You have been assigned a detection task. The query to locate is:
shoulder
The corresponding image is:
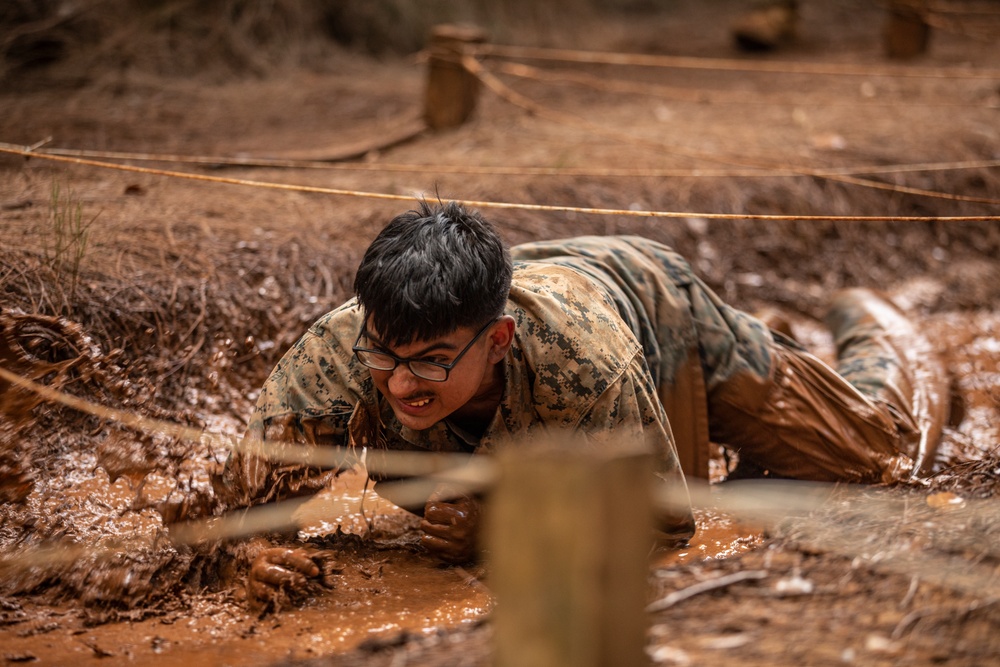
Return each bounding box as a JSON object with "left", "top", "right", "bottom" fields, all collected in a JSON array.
[
  {"left": 509, "top": 262, "right": 634, "bottom": 340},
  {"left": 254, "top": 299, "right": 370, "bottom": 422},
  {"left": 504, "top": 263, "right": 642, "bottom": 426},
  {"left": 513, "top": 235, "right": 695, "bottom": 287}
]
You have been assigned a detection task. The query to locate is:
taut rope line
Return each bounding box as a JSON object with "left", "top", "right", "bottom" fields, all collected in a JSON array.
[
  {"left": 463, "top": 56, "right": 1000, "bottom": 206},
  {"left": 17, "top": 143, "right": 1000, "bottom": 179},
  {"left": 495, "top": 60, "right": 999, "bottom": 109},
  {"left": 2, "top": 145, "right": 998, "bottom": 221},
  {"left": 475, "top": 43, "right": 1000, "bottom": 80}
]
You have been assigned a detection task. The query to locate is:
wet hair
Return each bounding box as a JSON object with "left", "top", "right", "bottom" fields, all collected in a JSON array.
[{"left": 353, "top": 200, "right": 513, "bottom": 346}]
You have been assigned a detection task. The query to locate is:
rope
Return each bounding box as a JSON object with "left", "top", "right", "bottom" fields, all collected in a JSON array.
[
  {"left": 20, "top": 143, "right": 1000, "bottom": 180},
  {"left": 475, "top": 43, "right": 1000, "bottom": 80},
  {"left": 464, "top": 56, "right": 1000, "bottom": 206},
  {"left": 1, "top": 364, "right": 998, "bottom": 600},
  {"left": 0, "top": 365, "right": 480, "bottom": 480},
  {"left": 3, "top": 145, "right": 998, "bottom": 221},
  {"left": 495, "top": 61, "right": 997, "bottom": 110}
]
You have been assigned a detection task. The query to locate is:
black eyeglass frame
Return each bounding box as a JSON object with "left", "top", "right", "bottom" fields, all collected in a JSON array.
[{"left": 352, "top": 318, "right": 498, "bottom": 382}]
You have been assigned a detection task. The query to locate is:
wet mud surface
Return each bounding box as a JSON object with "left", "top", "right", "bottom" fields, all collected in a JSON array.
[{"left": 2, "top": 0, "right": 1000, "bottom": 664}]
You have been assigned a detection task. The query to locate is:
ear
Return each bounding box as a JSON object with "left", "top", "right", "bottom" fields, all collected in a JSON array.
[{"left": 486, "top": 315, "right": 515, "bottom": 364}]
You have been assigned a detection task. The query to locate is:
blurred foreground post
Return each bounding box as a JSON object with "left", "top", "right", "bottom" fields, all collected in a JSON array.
[
  {"left": 424, "top": 24, "right": 487, "bottom": 130},
  {"left": 488, "top": 442, "right": 653, "bottom": 667}
]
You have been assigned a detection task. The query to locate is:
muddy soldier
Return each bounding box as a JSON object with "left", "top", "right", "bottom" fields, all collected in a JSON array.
[{"left": 222, "top": 201, "right": 947, "bottom": 607}]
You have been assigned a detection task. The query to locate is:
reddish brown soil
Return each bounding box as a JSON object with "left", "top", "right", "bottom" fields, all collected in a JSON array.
[{"left": 1, "top": 1, "right": 999, "bottom": 665}]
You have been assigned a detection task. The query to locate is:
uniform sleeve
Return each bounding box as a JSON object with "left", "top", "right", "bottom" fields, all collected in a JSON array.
[
  {"left": 219, "top": 411, "right": 353, "bottom": 511},
  {"left": 575, "top": 352, "right": 695, "bottom": 542},
  {"left": 218, "top": 307, "right": 369, "bottom": 510}
]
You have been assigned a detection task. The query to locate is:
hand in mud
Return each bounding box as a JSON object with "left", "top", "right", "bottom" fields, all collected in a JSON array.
[
  {"left": 247, "top": 547, "right": 320, "bottom": 610},
  {"left": 420, "top": 494, "right": 481, "bottom": 565}
]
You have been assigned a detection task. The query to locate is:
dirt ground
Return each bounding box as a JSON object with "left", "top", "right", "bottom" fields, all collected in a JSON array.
[{"left": 1, "top": 1, "right": 999, "bottom": 665}]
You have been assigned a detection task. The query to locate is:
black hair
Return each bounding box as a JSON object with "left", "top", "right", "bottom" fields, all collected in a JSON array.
[{"left": 353, "top": 200, "right": 513, "bottom": 346}]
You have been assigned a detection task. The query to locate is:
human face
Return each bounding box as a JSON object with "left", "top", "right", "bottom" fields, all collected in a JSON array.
[{"left": 359, "top": 319, "right": 501, "bottom": 431}]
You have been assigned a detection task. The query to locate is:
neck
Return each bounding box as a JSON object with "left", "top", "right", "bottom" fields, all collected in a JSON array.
[{"left": 449, "top": 361, "right": 505, "bottom": 434}]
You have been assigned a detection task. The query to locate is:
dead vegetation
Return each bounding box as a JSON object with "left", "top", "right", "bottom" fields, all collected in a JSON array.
[
  {"left": 0, "top": 0, "right": 999, "bottom": 664},
  {"left": 1, "top": 0, "right": 606, "bottom": 86}
]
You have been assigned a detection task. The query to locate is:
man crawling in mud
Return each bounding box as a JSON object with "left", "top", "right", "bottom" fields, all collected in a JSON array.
[{"left": 221, "top": 200, "right": 947, "bottom": 609}]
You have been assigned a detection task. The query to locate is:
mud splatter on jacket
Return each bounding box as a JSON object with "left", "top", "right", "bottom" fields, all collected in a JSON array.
[
  {"left": 223, "top": 236, "right": 935, "bottom": 521},
  {"left": 223, "top": 236, "right": 770, "bottom": 520}
]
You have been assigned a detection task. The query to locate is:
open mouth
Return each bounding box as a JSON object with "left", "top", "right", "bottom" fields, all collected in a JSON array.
[
  {"left": 397, "top": 395, "right": 434, "bottom": 413},
  {"left": 404, "top": 397, "right": 432, "bottom": 408}
]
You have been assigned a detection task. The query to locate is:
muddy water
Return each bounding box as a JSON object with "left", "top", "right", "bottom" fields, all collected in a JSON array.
[
  {"left": 0, "top": 464, "right": 761, "bottom": 666},
  {"left": 1, "top": 470, "right": 493, "bottom": 665},
  {"left": 653, "top": 508, "right": 764, "bottom": 569},
  {"left": 0, "top": 552, "right": 492, "bottom": 666},
  {"left": 3, "top": 302, "right": 995, "bottom": 665}
]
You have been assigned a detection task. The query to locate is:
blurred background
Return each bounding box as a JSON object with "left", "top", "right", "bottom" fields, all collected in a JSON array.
[{"left": 1, "top": 0, "right": 681, "bottom": 81}]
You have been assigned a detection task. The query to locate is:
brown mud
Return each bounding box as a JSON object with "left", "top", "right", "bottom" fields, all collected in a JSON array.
[{"left": 1, "top": 0, "right": 1000, "bottom": 665}]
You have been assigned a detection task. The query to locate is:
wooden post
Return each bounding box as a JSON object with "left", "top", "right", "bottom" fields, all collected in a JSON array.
[
  {"left": 423, "top": 24, "right": 486, "bottom": 130},
  {"left": 884, "top": 1, "right": 930, "bottom": 59},
  {"left": 487, "top": 441, "right": 653, "bottom": 667}
]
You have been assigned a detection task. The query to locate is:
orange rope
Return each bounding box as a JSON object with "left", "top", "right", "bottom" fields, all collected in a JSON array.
[
  {"left": 464, "top": 57, "right": 1000, "bottom": 206},
  {"left": 9, "top": 143, "right": 999, "bottom": 180},
  {"left": 2, "top": 145, "right": 997, "bottom": 222},
  {"left": 495, "top": 61, "right": 995, "bottom": 110},
  {"left": 476, "top": 43, "right": 1000, "bottom": 80}
]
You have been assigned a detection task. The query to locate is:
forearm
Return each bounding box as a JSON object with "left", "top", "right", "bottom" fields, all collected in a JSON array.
[{"left": 219, "top": 413, "right": 349, "bottom": 510}]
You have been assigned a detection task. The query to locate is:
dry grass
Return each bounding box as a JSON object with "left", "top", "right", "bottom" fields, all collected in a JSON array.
[
  {"left": 0, "top": 4, "right": 998, "bottom": 659},
  {"left": 2, "top": 202, "right": 352, "bottom": 409},
  {"left": 1, "top": 0, "right": 603, "bottom": 85}
]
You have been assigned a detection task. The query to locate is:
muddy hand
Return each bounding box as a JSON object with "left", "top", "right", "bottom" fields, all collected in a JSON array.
[
  {"left": 248, "top": 547, "right": 320, "bottom": 608},
  {"left": 420, "top": 495, "right": 481, "bottom": 564}
]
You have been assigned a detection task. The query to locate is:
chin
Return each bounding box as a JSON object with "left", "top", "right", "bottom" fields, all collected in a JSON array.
[{"left": 393, "top": 408, "right": 443, "bottom": 432}]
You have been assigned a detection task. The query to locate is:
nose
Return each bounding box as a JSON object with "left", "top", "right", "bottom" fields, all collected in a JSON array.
[{"left": 387, "top": 363, "right": 420, "bottom": 396}]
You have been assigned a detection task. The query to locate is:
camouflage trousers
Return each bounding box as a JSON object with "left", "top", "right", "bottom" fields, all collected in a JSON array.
[{"left": 512, "top": 237, "right": 947, "bottom": 482}]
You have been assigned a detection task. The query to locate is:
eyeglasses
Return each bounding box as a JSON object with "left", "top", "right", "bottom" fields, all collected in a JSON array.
[{"left": 352, "top": 318, "right": 497, "bottom": 382}]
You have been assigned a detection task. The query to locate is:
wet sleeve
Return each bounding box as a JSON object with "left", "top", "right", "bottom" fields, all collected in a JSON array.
[
  {"left": 219, "top": 412, "right": 353, "bottom": 511},
  {"left": 576, "top": 353, "right": 695, "bottom": 541},
  {"left": 219, "top": 322, "right": 363, "bottom": 510}
]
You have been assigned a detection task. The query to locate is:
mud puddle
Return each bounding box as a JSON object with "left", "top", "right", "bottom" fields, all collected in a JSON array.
[
  {"left": 0, "top": 551, "right": 491, "bottom": 666},
  {"left": 11, "top": 294, "right": 997, "bottom": 666},
  {"left": 1, "top": 462, "right": 765, "bottom": 666},
  {"left": 0, "top": 469, "right": 494, "bottom": 666},
  {"left": 653, "top": 508, "right": 764, "bottom": 569}
]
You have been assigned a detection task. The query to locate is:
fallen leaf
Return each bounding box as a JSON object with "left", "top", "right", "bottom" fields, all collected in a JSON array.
[{"left": 926, "top": 492, "right": 965, "bottom": 510}]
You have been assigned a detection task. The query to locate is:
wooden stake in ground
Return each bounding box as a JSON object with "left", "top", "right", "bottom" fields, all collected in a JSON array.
[
  {"left": 487, "top": 440, "right": 653, "bottom": 667},
  {"left": 424, "top": 24, "right": 487, "bottom": 130}
]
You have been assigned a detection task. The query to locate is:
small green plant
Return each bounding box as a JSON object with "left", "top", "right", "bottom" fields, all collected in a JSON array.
[{"left": 44, "top": 182, "right": 98, "bottom": 301}]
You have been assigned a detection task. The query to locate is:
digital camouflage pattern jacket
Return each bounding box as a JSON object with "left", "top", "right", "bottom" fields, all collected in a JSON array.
[
  {"left": 221, "top": 237, "right": 779, "bottom": 541},
  {"left": 223, "top": 235, "right": 937, "bottom": 534}
]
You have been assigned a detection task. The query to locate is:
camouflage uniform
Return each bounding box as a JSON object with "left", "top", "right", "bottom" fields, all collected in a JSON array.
[{"left": 223, "top": 236, "right": 943, "bottom": 527}]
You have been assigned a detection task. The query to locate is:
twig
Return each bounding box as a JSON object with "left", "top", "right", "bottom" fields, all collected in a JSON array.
[
  {"left": 892, "top": 598, "right": 999, "bottom": 640},
  {"left": 646, "top": 570, "right": 768, "bottom": 612},
  {"left": 892, "top": 607, "right": 934, "bottom": 640},
  {"left": 454, "top": 566, "right": 493, "bottom": 598},
  {"left": 900, "top": 576, "right": 920, "bottom": 609},
  {"left": 25, "top": 135, "right": 52, "bottom": 153}
]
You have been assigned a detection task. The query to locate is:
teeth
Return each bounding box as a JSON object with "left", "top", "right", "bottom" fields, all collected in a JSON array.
[{"left": 407, "top": 398, "right": 431, "bottom": 407}]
